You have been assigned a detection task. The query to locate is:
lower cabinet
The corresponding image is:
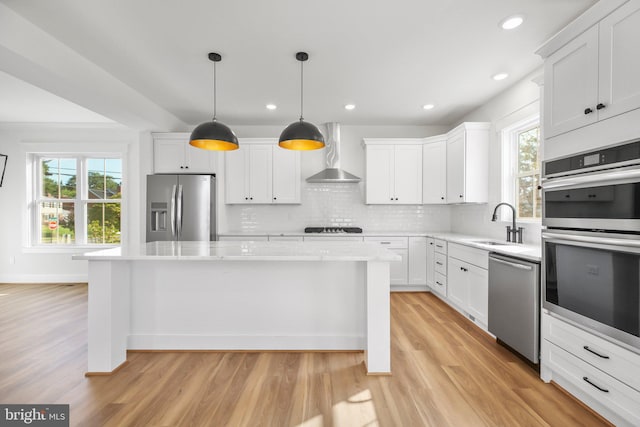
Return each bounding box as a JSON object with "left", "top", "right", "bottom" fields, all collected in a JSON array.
[
  {"left": 408, "top": 237, "right": 427, "bottom": 285},
  {"left": 541, "top": 313, "right": 640, "bottom": 426},
  {"left": 446, "top": 243, "right": 489, "bottom": 327}
]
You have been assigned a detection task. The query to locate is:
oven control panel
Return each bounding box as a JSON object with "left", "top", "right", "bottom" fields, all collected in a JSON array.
[{"left": 544, "top": 139, "right": 640, "bottom": 177}]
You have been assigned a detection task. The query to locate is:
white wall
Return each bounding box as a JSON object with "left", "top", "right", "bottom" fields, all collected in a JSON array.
[
  {"left": 449, "top": 69, "right": 543, "bottom": 245},
  {"left": 219, "top": 124, "right": 453, "bottom": 233},
  {"left": 0, "top": 124, "right": 140, "bottom": 282}
]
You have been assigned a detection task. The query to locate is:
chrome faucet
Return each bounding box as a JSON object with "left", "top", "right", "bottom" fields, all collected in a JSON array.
[{"left": 491, "top": 202, "right": 524, "bottom": 243}]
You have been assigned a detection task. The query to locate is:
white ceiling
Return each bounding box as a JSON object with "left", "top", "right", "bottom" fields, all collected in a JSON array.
[
  {"left": 0, "top": 71, "right": 113, "bottom": 123},
  {"left": 0, "top": 0, "right": 597, "bottom": 128}
]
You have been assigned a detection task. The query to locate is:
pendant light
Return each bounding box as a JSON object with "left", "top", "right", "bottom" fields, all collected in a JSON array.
[
  {"left": 189, "top": 52, "right": 239, "bottom": 151},
  {"left": 279, "top": 52, "right": 325, "bottom": 150}
]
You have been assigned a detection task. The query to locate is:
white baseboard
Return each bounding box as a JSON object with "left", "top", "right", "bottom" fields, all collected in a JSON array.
[
  {"left": 127, "top": 334, "right": 365, "bottom": 350},
  {"left": 0, "top": 274, "right": 88, "bottom": 283}
]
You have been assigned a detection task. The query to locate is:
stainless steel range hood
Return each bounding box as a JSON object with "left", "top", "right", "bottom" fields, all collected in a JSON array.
[{"left": 306, "top": 122, "right": 361, "bottom": 183}]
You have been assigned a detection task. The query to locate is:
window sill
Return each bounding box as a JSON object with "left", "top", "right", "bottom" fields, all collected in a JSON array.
[{"left": 23, "top": 245, "right": 119, "bottom": 254}]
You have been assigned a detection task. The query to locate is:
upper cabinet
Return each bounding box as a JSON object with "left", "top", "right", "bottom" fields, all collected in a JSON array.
[
  {"left": 225, "top": 139, "right": 300, "bottom": 204},
  {"left": 153, "top": 133, "right": 217, "bottom": 174},
  {"left": 422, "top": 135, "right": 447, "bottom": 204},
  {"left": 445, "top": 123, "right": 490, "bottom": 204},
  {"left": 541, "top": 0, "right": 640, "bottom": 139},
  {"left": 362, "top": 139, "right": 423, "bottom": 204}
]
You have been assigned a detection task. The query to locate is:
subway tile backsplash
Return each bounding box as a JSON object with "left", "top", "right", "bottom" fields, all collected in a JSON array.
[{"left": 223, "top": 183, "right": 451, "bottom": 233}]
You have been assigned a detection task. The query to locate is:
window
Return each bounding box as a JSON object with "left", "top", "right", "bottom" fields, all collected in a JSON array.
[
  {"left": 34, "top": 156, "right": 122, "bottom": 246},
  {"left": 501, "top": 116, "right": 541, "bottom": 221}
]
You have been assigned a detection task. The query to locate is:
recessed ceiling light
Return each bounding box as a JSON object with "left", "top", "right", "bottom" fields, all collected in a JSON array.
[
  {"left": 266, "top": 104, "right": 277, "bottom": 110},
  {"left": 500, "top": 15, "right": 523, "bottom": 30},
  {"left": 492, "top": 73, "right": 509, "bottom": 81},
  {"left": 344, "top": 104, "right": 356, "bottom": 110},
  {"left": 422, "top": 104, "right": 435, "bottom": 110}
]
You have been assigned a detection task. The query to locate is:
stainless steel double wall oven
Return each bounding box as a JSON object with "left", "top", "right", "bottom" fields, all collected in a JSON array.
[{"left": 542, "top": 140, "right": 640, "bottom": 351}]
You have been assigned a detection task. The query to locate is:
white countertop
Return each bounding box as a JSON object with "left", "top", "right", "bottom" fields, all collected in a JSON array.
[
  {"left": 430, "top": 232, "right": 541, "bottom": 262},
  {"left": 73, "top": 240, "right": 402, "bottom": 262},
  {"left": 219, "top": 231, "right": 542, "bottom": 261},
  {"left": 221, "top": 231, "right": 431, "bottom": 237}
]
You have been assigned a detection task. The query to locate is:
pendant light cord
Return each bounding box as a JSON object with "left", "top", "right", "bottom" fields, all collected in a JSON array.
[
  {"left": 299, "top": 59, "right": 304, "bottom": 121},
  {"left": 212, "top": 60, "right": 217, "bottom": 121}
]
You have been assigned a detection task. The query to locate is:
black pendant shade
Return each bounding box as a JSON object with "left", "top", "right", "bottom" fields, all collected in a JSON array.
[
  {"left": 278, "top": 119, "right": 325, "bottom": 150},
  {"left": 279, "top": 52, "right": 325, "bottom": 151},
  {"left": 189, "top": 52, "right": 239, "bottom": 151},
  {"left": 189, "top": 119, "right": 238, "bottom": 151}
]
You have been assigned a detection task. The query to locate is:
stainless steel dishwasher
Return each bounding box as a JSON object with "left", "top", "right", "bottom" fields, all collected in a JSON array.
[{"left": 488, "top": 253, "right": 541, "bottom": 364}]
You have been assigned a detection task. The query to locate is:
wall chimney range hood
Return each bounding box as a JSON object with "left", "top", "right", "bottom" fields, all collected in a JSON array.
[{"left": 306, "top": 123, "right": 361, "bottom": 183}]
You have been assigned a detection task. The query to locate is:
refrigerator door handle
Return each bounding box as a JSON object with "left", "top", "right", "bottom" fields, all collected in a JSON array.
[
  {"left": 176, "top": 184, "right": 184, "bottom": 239},
  {"left": 170, "top": 184, "right": 177, "bottom": 239}
]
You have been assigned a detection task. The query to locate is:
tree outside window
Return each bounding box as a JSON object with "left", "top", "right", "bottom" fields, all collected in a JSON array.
[
  {"left": 516, "top": 126, "right": 541, "bottom": 219},
  {"left": 37, "top": 156, "right": 122, "bottom": 245}
]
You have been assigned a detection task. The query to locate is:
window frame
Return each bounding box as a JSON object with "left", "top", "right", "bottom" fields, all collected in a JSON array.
[
  {"left": 28, "top": 152, "right": 124, "bottom": 250},
  {"left": 500, "top": 115, "right": 541, "bottom": 223}
]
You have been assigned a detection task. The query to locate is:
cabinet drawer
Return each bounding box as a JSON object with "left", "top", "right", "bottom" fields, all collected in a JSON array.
[
  {"left": 434, "top": 253, "right": 447, "bottom": 275},
  {"left": 269, "top": 235, "right": 303, "bottom": 242},
  {"left": 448, "top": 243, "right": 488, "bottom": 269},
  {"left": 544, "top": 313, "right": 640, "bottom": 391},
  {"left": 433, "top": 272, "right": 447, "bottom": 297},
  {"left": 364, "top": 236, "right": 408, "bottom": 248},
  {"left": 434, "top": 239, "right": 447, "bottom": 254},
  {"left": 543, "top": 341, "right": 640, "bottom": 426}
]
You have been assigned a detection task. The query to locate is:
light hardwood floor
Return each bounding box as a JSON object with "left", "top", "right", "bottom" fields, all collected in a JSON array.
[{"left": 0, "top": 283, "right": 610, "bottom": 426}]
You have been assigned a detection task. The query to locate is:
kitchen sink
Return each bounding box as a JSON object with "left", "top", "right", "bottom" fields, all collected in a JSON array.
[{"left": 472, "top": 240, "right": 512, "bottom": 246}]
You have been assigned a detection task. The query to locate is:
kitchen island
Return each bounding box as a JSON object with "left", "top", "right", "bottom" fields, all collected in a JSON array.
[{"left": 73, "top": 240, "right": 400, "bottom": 375}]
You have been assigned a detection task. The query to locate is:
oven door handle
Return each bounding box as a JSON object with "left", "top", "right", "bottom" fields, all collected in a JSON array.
[
  {"left": 542, "top": 232, "right": 640, "bottom": 249},
  {"left": 542, "top": 167, "right": 640, "bottom": 190}
]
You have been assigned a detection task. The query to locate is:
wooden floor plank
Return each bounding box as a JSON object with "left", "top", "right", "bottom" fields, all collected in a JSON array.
[{"left": 0, "top": 285, "right": 611, "bottom": 427}]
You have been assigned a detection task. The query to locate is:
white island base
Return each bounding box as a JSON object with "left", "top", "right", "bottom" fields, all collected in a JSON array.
[{"left": 75, "top": 241, "right": 399, "bottom": 375}]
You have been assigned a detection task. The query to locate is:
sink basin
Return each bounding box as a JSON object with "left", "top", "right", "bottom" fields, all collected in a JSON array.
[{"left": 472, "top": 240, "right": 512, "bottom": 246}]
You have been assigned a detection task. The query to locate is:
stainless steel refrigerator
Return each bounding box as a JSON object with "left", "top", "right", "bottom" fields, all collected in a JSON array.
[{"left": 146, "top": 174, "right": 217, "bottom": 242}]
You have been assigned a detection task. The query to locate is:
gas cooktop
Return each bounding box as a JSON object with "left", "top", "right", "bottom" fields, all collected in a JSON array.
[{"left": 304, "top": 227, "right": 363, "bottom": 234}]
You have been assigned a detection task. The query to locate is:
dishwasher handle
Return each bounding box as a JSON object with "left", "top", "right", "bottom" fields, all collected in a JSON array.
[{"left": 490, "top": 256, "right": 533, "bottom": 271}]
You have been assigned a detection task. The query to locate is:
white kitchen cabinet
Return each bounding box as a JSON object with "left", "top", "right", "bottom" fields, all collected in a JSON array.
[
  {"left": 543, "top": 0, "right": 640, "bottom": 139},
  {"left": 426, "top": 238, "right": 435, "bottom": 289},
  {"left": 364, "top": 237, "right": 409, "bottom": 286},
  {"left": 430, "top": 239, "right": 448, "bottom": 297},
  {"left": 218, "top": 235, "right": 269, "bottom": 241},
  {"left": 408, "top": 237, "right": 427, "bottom": 286},
  {"left": 422, "top": 136, "right": 447, "bottom": 204},
  {"left": 153, "top": 133, "right": 217, "bottom": 174},
  {"left": 303, "top": 236, "right": 364, "bottom": 242},
  {"left": 268, "top": 235, "right": 303, "bottom": 242},
  {"left": 541, "top": 312, "right": 640, "bottom": 426},
  {"left": 272, "top": 146, "right": 301, "bottom": 204},
  {"left": 225, "top": 139, "right": 300, "bottom": 204},
  {"left": 445, "top": 123, "right": 489, "bottom": 204},
  {"left": 446, "top": 243, "right": 489, "bottom": 327},
  {"left": 362, "top": 140, "right": 423, "bottom": 205}
]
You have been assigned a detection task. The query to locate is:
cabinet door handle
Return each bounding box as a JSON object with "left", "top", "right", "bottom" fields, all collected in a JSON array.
[
  {"left": 436, "top": 261, "right": 443, "bottom": 265},
  {"left": 429, "top": 242, "right": 434, "bottom": 245},
  {"left": 583, "top": 377, "right": 609, "bottom": 393},
  {"left": 390, "top": 198, "right": 394, "bottom": 201},
  {"left": 584, "top": 107, "right": 593, "bottom": 115},
  {"left": 436, "top": 281, "right": 443, "bottom": 286},
  {"left": 395, "top": 198, "right": 399, "bottom": 201},
  {"left": 460, "top": 267, "right": 468, "bottom": 272},
  {"left": 250, "top": 197, "right": 253, "bottom": 200},
  {"left": 596, "top": 103, "right": 606, "bottom": 110},
  {"left": 380, "top": 242, "right": 391, "bottom": 245},
  {"left": 436, "top": 245, "right": 443, "bottom": 248},
  {"left": 583, "top": 346, "right": 610, "bottom": 359},
  {"left": 180, "top": 166, "right": 184, "bottom": 169},
  {"left": 273, "top": 197, "right": 277, "bottom": 200},
  {"left": 185, "top": 166, "right": 189, "bottom": 169},
  {"left": 459, "top": 194, "right": 463, "bottom": 198},
  {"left": 441, "top": 196, "right": 445, "bottom": 200}
]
